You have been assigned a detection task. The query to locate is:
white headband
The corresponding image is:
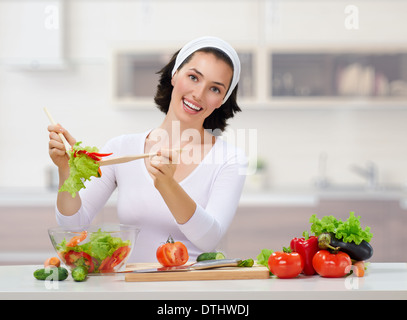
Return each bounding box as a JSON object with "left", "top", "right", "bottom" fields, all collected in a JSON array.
[{"left": 171, "top": 36, "right": 241, "bottom": 104}]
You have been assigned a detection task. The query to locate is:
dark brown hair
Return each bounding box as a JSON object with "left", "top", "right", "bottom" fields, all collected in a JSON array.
[{"left": 154, "top": 47, "right": 241, "bottom": 132}]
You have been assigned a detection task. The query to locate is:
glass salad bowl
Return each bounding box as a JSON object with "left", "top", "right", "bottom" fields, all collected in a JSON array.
[{"left": 48, "top": 224, "right": 140, "bottom": 274}]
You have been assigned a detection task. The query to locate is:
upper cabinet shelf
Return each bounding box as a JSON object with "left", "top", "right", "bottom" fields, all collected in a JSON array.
[
  {"left": 111, "top": 47, "right": 407, "bottom": 109},
  {"left": 111, "top": 48, "right": 256, "bottom": 108},
  {"left": 271, "top": 52, "right": 407, "bottom": 98}
]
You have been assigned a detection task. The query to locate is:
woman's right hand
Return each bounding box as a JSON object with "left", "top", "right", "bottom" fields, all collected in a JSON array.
[{"left": 47, "top": 124, "right": 76, "bottom": 171}]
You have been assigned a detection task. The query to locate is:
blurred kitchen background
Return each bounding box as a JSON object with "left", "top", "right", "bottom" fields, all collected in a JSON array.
[{"left": 1, "top": 0, "right": 406, "bottom": 264}]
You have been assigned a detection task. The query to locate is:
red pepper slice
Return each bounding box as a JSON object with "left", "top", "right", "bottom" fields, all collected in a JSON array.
[
  {"left": 290, "top": 233, "right": 319, "bottom": 275},
  {"left": 75, "top": 150, "right": 100, "bottom": 161},
  {"left": 64, "top": 250, "right": 95, "bottom": 273},
  {"left": 74, "top": 150, "right": 113, "bottom": 162},
  {"left": 91, "top": 152, "right": 113, "bottom": 157}
]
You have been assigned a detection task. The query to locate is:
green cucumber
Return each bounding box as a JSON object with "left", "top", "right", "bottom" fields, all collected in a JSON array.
[
  {"left": 33, "top": 267, "right": 68, "bottom": 281},
  {"left": 196, "top": 252, "right": 226, "bottom": 262}
]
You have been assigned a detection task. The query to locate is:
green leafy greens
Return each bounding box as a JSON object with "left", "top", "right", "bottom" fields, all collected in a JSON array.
[
  {"left": 256, "top": 248, "right": 273, "bottom": 267},
  {"left": 309, "top": 212, "right": 373, "bottom": 245},
  {"left": 59, "top": 142, "right": 100, "bottom": 198}
]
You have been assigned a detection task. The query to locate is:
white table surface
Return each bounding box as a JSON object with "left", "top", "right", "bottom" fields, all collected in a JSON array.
[{"left": 0, "top": 263, "right": 406, "bottom": 300}]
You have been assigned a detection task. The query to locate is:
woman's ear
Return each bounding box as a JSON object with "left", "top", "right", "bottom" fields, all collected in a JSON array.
[{"left": 171, "top": 71, "right": 178, "bottom": 86}]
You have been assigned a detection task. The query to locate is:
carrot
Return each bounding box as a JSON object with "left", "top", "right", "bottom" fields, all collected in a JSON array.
[
  {"left": 353, "top": 261, "right": 365, "bottom": 277},
  {"left": 44, "top": 257, "right": 61, "bottom": 268}
]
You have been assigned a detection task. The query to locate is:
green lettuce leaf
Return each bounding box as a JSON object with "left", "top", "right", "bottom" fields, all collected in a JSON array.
[
  {"left": 59, "top": 142, "right": 100, "bottom": 198},
  {"left": 310, "top": 212, "right": 373, "bottom": 245},
  {"left": 256, "top": 248, "right": 273, "bottom": 267}
]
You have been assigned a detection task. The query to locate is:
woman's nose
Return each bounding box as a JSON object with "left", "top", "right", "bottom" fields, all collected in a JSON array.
[{"left": 192, "top": 84, "right": 205, "bottom": 102}]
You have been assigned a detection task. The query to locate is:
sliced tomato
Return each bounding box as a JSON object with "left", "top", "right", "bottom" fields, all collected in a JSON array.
[
  {"left": 64, "top": 250, "right": 95, "bottom": 273},
  {"left": 99, "top": 257, "right": 114, "bottom": 273},
  {"left": 99, "top": 246, "right": 131, "bottom": 273},
  {"left": 156, "top": 236, "right": 189, "bottom": 267}
]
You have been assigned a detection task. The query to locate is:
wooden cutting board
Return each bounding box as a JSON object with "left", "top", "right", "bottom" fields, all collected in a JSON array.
[{"left": 124, "top": 263, "right": 270, "bottom": 282}]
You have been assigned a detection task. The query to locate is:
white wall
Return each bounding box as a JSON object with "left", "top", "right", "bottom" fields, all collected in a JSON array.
[{"left": 0, "top": 0, "right": 406, "bottom": 189}]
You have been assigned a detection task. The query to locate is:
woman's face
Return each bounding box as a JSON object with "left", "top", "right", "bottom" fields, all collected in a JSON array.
[{"left": 169, "top": 51, "right": 233, "bottom": 128}]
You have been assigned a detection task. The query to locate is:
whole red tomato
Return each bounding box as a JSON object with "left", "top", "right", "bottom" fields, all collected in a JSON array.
[
  {"left": 312, "top": 250, "right": 352, "bottom": 278},
  {"left": 268, "top": 249, "right": 304, "bottom": 279},
  {"left": 156, "top": 236, "right": 189, "bottom": 267}
]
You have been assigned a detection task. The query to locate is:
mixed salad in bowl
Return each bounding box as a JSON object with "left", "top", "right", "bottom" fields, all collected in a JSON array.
[{"left": 48, "top": 224, "right": 139, "bottom": 274}]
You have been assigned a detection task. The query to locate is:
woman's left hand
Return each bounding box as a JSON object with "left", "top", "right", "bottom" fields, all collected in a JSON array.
[{"left": 148, "top": 148, "right": 179, "bottom": 188}]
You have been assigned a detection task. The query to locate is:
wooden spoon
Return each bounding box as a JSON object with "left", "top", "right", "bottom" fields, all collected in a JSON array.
[
  {"left": 98, "top": 153, "right": 157, "bottom": 166},
  {"left": 99, "top": 148, "right": 183, "bottom": 166}
]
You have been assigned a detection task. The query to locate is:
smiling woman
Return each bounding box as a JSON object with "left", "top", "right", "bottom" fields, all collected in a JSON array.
[
  {"left": 168, "top": 51, "right": 233, "bottom": 129},
  {"left": 47, "top": 36, "right": 248, "bottom": 262},
  {"left": 155, "top": 41, "right": 241, "bottom": 132}
]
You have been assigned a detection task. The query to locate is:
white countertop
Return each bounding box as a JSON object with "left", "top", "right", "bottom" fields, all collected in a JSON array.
[{"left": 1, "top": 263, "right": 406, "bottom": 300}]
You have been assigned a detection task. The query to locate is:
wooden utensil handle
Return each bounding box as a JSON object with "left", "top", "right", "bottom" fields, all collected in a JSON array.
[
  {"left": 44, "top": 108, "right": 71, "bottom": 156},
  {"left": 99, "top": 153, "right": 157, "bottom": 166}
]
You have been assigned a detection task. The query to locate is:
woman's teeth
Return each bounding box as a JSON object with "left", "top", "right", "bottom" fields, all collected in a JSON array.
[{"left": 183, "top": 99, "right": 202, "bottom": 111}]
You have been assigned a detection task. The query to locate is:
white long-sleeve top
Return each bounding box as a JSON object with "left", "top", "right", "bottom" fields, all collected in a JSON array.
[{"left": 55, "top": 130, "right": 248, "bottom": 262}]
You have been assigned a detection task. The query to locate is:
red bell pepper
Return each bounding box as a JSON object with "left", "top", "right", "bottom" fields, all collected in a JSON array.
[{"left": 290, "top": 231, "right": 319, "bottom": 275}]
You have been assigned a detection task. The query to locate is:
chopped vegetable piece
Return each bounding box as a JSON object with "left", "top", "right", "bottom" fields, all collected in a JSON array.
[
  {"left": 44, "top": 257, "right": 61, "bottom": 268},
  {"left": 64, "top": 250, "right": 95, "bottom": 273},
  {"left": 238, "top": 258, "right": 254, "bottom": 267},
  {"left": 352, "top": 261, "right": 365, "bottom": 277},
  {"left": 99, "top": 246, "right": 131, "bottom": 273},
  {"left": 71, "top": 266, "right": 88, "bottom": 282},
  {"left": 196, "top": 252, "right": 226, "bottom": 262},
  {"left": 66, "top": 231, "right": 87, "bottom": 247}
]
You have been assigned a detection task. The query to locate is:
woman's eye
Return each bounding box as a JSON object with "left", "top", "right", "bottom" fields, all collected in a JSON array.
[
  {"left": 211, "top": 87, "right": 220, "bottom": 94},
  {"left": 189, "top": 75, "right": 197, "bottom": 81}
]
